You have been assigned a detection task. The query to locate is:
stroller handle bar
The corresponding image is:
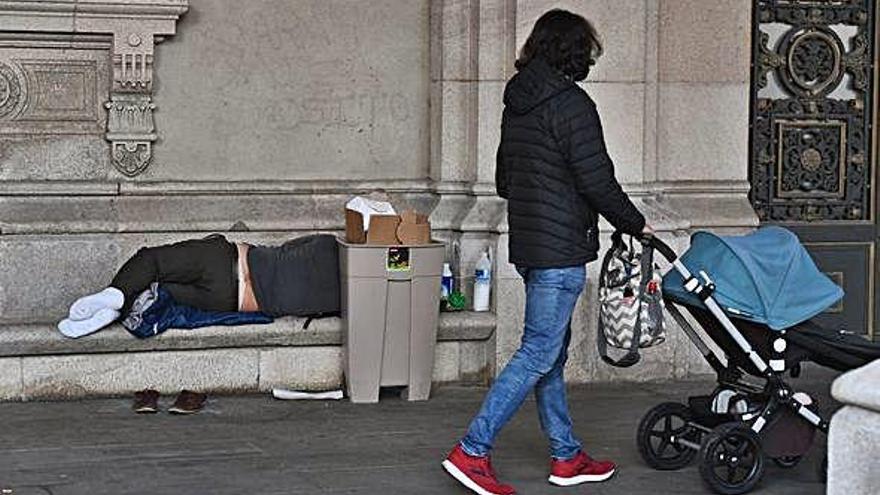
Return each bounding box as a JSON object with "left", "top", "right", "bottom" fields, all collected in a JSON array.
[{"left": 612, "top": 230, "right": 678, "bottom": 264}]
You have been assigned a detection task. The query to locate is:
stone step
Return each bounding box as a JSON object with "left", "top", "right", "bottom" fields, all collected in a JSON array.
[{"left": 0, "top": 312, "right": 495, "bottom": 401}]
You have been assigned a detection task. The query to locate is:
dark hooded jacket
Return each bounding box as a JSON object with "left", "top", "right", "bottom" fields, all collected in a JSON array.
[{"left": 496, "top": 58, "right": 645, "bottom": 268}]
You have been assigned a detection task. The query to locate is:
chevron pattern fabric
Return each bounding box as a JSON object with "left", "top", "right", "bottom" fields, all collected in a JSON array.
[{"left": 599, "top": 250, "right": 667, "bottom": 350}]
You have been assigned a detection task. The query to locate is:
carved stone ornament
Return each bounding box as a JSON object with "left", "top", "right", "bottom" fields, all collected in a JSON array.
[
  {"left": 106, "top": 93, "right": 157, "bottom": 176},
  {"left": 0, "top": 0, "right": 189, "bottom": 176},
  {"left": 0, "top": 60, "right": 22, "bottom": 119}
]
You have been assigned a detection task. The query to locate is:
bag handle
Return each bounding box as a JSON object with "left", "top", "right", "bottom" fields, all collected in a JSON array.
[{"left": 597, "top": 232, "right": 655, "bottom": 368}]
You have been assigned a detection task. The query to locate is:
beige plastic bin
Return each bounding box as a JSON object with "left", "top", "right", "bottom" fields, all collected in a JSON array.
[{"left": 337, "top": 238, "right": 445, "bottom": 403}]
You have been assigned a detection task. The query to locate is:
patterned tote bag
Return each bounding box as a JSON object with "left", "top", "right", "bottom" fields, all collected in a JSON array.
[{"left": 597, "top": 232, "right": 666, "bottom": 368}]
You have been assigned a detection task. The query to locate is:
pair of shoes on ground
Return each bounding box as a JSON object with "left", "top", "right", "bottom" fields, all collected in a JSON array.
[
  {"left": 58, "top": 287, "right": 125, "bottom": 339},
  {"left": 133, "top": 389, "right": 207, "bottom": 415},
  {"left": 442, "top": 444, "right": 615, "bottom": 495}
]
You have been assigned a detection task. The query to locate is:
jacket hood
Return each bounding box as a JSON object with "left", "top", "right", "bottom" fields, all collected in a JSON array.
[{"left": 503, "top": 58, "right": 574, "bottom": 115}]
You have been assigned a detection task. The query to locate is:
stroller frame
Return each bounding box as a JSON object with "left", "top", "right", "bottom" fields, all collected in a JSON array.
[{"left": 637, "top": 236, "right": 830, "bottom": 495}]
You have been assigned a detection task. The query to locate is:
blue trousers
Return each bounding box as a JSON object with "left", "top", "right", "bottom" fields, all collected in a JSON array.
[{"left": 461, "top": 266, "right": 586, "bottom": 460}]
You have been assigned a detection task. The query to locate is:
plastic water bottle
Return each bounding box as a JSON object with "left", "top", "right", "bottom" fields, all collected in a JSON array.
[
  {"left": 441, "top": 262, "right": 454, "bottom": 300},
  {"left": 473, "top": 250, "right": 491, "bottom": 312}
]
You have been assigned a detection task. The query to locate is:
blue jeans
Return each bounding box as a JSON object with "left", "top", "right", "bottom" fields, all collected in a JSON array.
[{"left": 460, "top": 265, "right": 586, "bottom": 460}]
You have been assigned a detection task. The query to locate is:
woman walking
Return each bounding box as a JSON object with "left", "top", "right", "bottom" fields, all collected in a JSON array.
[{"left": 442, "top": 9, "right": 652, "bottom": 495}]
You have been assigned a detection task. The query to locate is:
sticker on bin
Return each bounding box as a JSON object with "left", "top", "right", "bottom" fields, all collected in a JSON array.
[{"left": 387, "top": 247, "right": 411, "bottom": 272}]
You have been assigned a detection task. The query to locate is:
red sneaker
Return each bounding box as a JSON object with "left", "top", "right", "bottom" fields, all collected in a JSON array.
[
  {"left": 442, "top": 444, "right": 516, "bottom": 495},
  {"left": 548, "top": 451, "right": 616, "bottom": 486}
]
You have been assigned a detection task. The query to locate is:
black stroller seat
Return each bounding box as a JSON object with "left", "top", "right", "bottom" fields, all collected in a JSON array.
[
  {"left": 667, "top": 297, "right": 880, "bottom": 376},
  {"left": 786, "top": 320, "right": 880, "bottom": 372}
]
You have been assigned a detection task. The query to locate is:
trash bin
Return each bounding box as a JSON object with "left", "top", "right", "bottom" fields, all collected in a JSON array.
[{"left": 338, "top": 238, "right": 445, "bottom": 403}]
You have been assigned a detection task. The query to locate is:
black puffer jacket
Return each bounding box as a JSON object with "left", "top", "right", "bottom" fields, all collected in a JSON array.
[{"left": 496, "top": 58, "right": 645, "bottom": 268}]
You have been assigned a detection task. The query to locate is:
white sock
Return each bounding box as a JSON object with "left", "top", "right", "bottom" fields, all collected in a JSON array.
[
  {"left": 69, "top": 287, "right": 125, "bottom": 321},
  {"left": 58, "top": 308, "right": 120, "bottom": 339}
]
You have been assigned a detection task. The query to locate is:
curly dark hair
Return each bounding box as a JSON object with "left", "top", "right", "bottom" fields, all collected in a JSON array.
[{"left": 515, "top": 9, "right": 603, "bottom": 82}]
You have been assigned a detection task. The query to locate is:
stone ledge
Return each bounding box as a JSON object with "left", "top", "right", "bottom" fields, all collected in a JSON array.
[
  {"left": 831, "top": 359, "right": 880, "bottom": 413},
  {"left": 0, "top": 0, "right": 188, "bottom": 24},
  {"left": 0, "top": 311, "right": 496, "bottom": 358}
]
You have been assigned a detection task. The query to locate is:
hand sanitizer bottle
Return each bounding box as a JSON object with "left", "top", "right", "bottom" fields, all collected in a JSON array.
[
  {"left": 441, "top": 262, "right": 454, "bottom": 301},
  {"left": 473, "top": 250, "right": 491, "bottom": 312}
]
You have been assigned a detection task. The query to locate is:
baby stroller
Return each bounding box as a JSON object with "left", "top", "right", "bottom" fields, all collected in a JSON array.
[{"left": 616, "top": 226, "right": 880, "bottom": 495}]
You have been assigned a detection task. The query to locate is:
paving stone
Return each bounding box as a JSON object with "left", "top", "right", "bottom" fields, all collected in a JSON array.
[{"left": 0, "top": 370, "right": 835, "bottom": 494}]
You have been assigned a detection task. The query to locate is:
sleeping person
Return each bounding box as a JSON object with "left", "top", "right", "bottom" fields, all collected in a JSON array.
[{"left": 59, "top": 234, "right": 340, "bottom": 338}]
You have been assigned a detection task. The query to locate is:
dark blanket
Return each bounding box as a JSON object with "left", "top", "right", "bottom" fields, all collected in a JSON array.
[{"left": 121, "top": 283, "right": 273, "bottom": 339}]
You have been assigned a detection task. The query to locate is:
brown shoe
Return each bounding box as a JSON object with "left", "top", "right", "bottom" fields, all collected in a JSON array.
[
  {"left": 133, "top": 389, "right": 160, "bottom": 414},
  {"left": 168, "top": 390, "right": 207, "bottom": 415}
]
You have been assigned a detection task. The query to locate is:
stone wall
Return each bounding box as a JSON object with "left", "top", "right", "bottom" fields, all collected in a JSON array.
[
  {"left": 0, "top": 0, "right": 435, "bottom": 325},
  {"left": 0, "top": 0, "right": 758, "bottom": 394},
  {"left": 153, "top": 0, "right": 430, "bottom": 181}
]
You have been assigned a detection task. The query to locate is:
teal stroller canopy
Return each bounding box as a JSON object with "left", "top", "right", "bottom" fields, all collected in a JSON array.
[{"left": 662, "top": 226, "right": 844, "bottom": 331}]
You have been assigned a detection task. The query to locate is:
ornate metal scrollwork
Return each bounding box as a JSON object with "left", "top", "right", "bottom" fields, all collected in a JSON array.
[
  {"left": 780, "top": 26, "right": 845, "bottom": 97},
  {"left": 777, "top": 120, "right": 846, "bottom": 197},
  {"left": 750, "top": 0, "right": 875, "bottom": 222}
]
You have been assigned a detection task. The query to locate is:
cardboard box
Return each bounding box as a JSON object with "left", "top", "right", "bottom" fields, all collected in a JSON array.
[
  {"left": 367, "top": 215, "right": 401, "bottom": 244},
  {"left": 396, "top": 210, "right": 431, "bottom": 244},
  {"left": 345, "top": 208, "right": 431, "bottom": 245}
]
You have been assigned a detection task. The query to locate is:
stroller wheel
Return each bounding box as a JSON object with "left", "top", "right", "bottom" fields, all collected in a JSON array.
[
  {"left": 699, "top": 423, "right": 765, "bottom": 495},
  {"left": 637, "top": 402, "right": 699, "bottom": 470},
  {"left": 771, "top": 455, "right": 802, "bottom": 469}
]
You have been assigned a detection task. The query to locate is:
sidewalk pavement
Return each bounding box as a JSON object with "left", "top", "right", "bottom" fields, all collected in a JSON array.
[{"left": 0, "top": 367, "right": 836, "bottom": 495}]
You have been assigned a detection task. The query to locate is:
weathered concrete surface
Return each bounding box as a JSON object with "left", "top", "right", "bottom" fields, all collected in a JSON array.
[
  {"left": 20, "top": 348, "right": 260, "bottom": 399},
  {"left": 258, "top": 347, "right": 343, "bottom": 392},
  {"left": 831, "top": 358, "right": 880, "bottom": 413},
  {"left": 828, "top": 359, "right": 880, "bottom": 495},
  {"left": 0, "top": 369, "right": 835, "bottom": 495},
  {"left": 153, "top": 0, "right": 430, "bottom": 181},
  {"left": 828, "top": 406, "right": 880, "bottom": 495},
  {"left": 658, "top": 0, "right": 751, "bottom": 84}
]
